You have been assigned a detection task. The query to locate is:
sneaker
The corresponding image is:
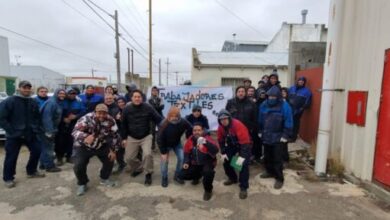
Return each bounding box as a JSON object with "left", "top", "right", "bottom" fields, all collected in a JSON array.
[
  {"left": 131, "top": 170, "right": 143, "bottom": 178},
  {"left": 112, "top": 164, "right": 126, "bottom": 175},
  {"left": 274, "top": 180, "right": 284, "bottom": 189},
  {"left": 260, "top": 172, "right": 273, "bottom": 179},
  {"left": 27, "top": 171, "right": 46, "bottom": 178},
  {"left": 174, "top": 176, "right": 185, "bottom": 185},
  {"left": 161, "top": 177, "right": 168, "bottom": 188},
  {"left": 76, "top": 185, "right": 87, "bottom": 196},
  {"left": 223, "top": 179, "right": 238, "bottom": 186},
  {"left": 56, "top": 158, "right": 64, "bottom": 167},
  {"left": 100, "top": 179, "right": 117, "bottom": 187},
  {"left": 191, "top": 179, "right": 200, "bottom": 185},
  {"left": 239, "top": 189, "right": 248, "bottom": 200},
  {"left": 4, "top": 180, "right": 15, "bottom": 188},
  {"left": 46, "top": 167, "right": 62, "bottom": 173},
  {"left": 203, "top": 191, "right": 213, "bottom": 201},
  {"left": 144, "top": 174, "right": 152, "bottom": 186}
]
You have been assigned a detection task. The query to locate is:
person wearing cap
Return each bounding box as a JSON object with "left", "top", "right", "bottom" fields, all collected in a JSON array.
[
  {"left": 55, "top": 88, "right": 86, "bottom": 166},
  {"left": 72, "top": 104, "right": 120, "bottom": 196},
  {"left": 288, "top": 76, "right": 312, "bottom": 142},
  {"left": 79, "top": 85, "right": 104, "bottom": 114},
  {"left": 0, "top": 81, "right": 45, "bottom": 188},
  {"left": 217, "top": 109, "right": 251, "bottom": 199},
  {"left": 243, "top": 79, "right": 252, "bottom": 90},
  {"left": 148, "top": 86, "right": 165, "bottom": 151},
  {"left": 39, "top": 88, "right": 67, "bottom": 173},
  {"left": 179, "top": 123, "right": 219, "bottom": 201},
  {"left": 258, "top": 86, "right": 293, "bottom": 189},
  {"left": 185, "top": 105, "right": 210, "bottom": 138},
  {"left": 157, "top": 107, "right": 192, "bottom": 187},
  {"left": 34, "top": 86, "right": 49, "bottom": 108},
  {"left": 121, "top": 89, "right": 163, "bottom": 186}
]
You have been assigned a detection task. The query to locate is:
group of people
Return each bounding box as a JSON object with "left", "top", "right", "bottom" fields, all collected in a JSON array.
[{"left": 0, "top": 70, "right": 312, "bottom": 201}]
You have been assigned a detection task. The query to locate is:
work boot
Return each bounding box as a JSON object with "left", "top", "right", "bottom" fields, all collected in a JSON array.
[
  {"left": 260, "top": 172, "right": 273, "bottom": 179},
  {"left": 76, "top": 185, "right": 87, "bottom": 196},
  {"left": 46, "top": 167, "right": 62, "bottom": 173},
  {"left": 203, "top": 191, "right": 213, "bottom": 201},
  {"left": 100, "top": 179, "right": 117, "bottom": 187},
  {"left": 174, "top": 175, "right": 185, "bottom": 185},
  {"left": 144, "top": 174, "right": 152, "bottom": 186},
  {"left": 274, "top": 180, "right": 284, "bottom": 190},
  {"left": 191, "top": 179, "right": 200, "bottom": 185},
  {"left": 4, "top": 180, "right": 15, "bottom": 188},
  {"left": 239, "top": 189, "right": 248, "bottom": 200},
  {"left": 27, "top": 171, "right": 46, "bottom": 178},
  {"left": 56, "top": 158, "right": 64, "bottom": 167},
  {"left": 131, "top": 170, "right": 143, "bottom": 178},
  {"left": 161, "top": 177, "right": 168, "bottom": 188},
  {"left": 223, "top": 179, "right": 238, "bottom": 186}
]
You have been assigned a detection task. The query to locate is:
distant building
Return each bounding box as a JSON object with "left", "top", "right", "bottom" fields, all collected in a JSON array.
[
  {"left": 65, "top": 76, "right": 108, "bottom": 94},
  {"left": 10, "top": 65, "right": 65, "bottom": 92},
  {"left": 0, "top": 36, "right": 17, "bottom": 95},
  {"left": 222, "top": 40, "right": 268, "bottom": 52}
]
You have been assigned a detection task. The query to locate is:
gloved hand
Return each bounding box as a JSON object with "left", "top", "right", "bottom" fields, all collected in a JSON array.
[
  {"left": 220, "top": 154, "right": 229, "bottom": 161},
  {"left": 280, "top": 137, "right": 288, "bottom": 143},
  {"left": 236, "top": 156, "right": 245, "bottom": 166},
  {"left": 197, "top": 137, "right": 207, "bottom": 146},
  {"left": 258, "top": 133, "right": 262, "bottom": 138}
]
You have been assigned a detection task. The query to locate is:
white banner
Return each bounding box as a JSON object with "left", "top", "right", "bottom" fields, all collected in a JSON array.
[{"left": 147, "top": 86, "right": 233, "bottom": 130}]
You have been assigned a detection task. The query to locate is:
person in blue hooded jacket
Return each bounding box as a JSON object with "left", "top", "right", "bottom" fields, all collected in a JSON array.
[
  {"left": 79, "top": 85, "right": 104, "bottom": 114},
  {"left": 34, "top": 86, "right": 49, "bottom": 108},
  {"left": 39, "top": 88, "right": 66, "bottom": 172},
  {"left": 288, "top": 76, "right": 312, "bottom": 141},
  {"left": 55, "top": 88, "right": 86, "bottom": 166},
  {"left": 258, "top": 86, "right": 293, "bottom": 189}
]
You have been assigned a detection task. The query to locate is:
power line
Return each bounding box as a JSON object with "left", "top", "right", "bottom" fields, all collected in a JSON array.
[
  {"left": 82, "top": 0, "right": 115, "bottom": 31},
  {"left": 0, "top": 25, "right": 111, "bottom": 67},
  {"left": 119, "top": 23, "right": 148, "bottom": 54},
  {"left": 113, "top": 0, "right": 146, "bottom": 36},
  {"left": 126, "top": 0, "right": 148, "bottom": 26},
  {"left": 86, "top": 0, "right": 112, "bottom": 17},
  {"left": 214, "top": 0, "right": 266, "bottom": 39}
]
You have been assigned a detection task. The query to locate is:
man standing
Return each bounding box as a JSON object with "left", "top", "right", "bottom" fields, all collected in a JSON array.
[
  {"left": 34, "top": 86, "right": 49, "bottom": 108},
  {"left": 0, "top": 81, "right": 45, "bottom": 188},
  {"left": 121, "top": 90, "right": 163, "bottom": 186},
  {"left": 217, "top": 110, "right": 251, "bottom": 199},
  {"left": 180, "top": 123, "right": 219, "bottom": 201},
  {"left": 288, "top": 76, "right": 312, "bottom": 141},
  {"left": 79, "top": 85, "right": 104, "bottom": 114},
  {"left": 185, "top": 105, "right": 210, "bottom": 138},
  {"left": 72, "top": 104, "right": 120, "bottom": 196},
  {"left": 148, "top": 86, "right": 165, "bottom": 150},
  {"left": 258, "top": 86, "right": 293, "bottom": 189},
  {"left": 40, "top": 89, "right": 66, "bottom": 172}
]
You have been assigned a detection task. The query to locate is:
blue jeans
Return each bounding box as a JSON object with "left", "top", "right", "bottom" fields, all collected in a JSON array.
[
  {"left": 3, "top": 137, "right": 41, "bottom": 181},
  {"left": 160, "top": 144, "right": 184, "bottom": 179},
  {"left": 39, "top": 136, "right": 56, "bottom": 169}
]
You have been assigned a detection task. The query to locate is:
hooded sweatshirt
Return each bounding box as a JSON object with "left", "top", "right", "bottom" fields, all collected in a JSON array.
[{"left": 41, "top": 89, "right": 66, "bottom": 135}]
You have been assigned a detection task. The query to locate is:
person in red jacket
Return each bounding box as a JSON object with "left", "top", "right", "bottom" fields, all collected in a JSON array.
[
  {"left": 217, "top": 109, "right": 252, "bottom": 200},
  {"left": 180, "top": 123, "right": 219, "bottom": 201}
]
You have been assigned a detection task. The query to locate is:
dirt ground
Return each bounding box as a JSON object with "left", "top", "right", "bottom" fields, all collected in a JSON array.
[{"left": 0, "top": 146, "right": 389, "bottom": 220}]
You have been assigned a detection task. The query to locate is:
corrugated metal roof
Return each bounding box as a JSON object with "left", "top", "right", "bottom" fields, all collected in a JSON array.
[{"left": 197, "top": 51, "right": 288, "bottom": 66}]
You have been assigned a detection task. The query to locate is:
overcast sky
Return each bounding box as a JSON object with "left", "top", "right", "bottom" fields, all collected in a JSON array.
[{"left": 0, "top": 0, "right": 330, "bottom": 85}]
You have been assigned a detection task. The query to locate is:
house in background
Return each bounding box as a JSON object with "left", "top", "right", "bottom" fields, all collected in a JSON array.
[
  {"left": 0, "top": 36, "right": 16, "bottom": 95},
  {"left": 222, "top": 40, "right": 268, "bottom": 52}
]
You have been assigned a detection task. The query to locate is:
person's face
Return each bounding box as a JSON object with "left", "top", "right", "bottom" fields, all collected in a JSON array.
[
  {"left": 86, "top": 87, "right": 95, "bottom": 95},
  {"left": 131, "top": 92, "right": 143, "bottom": 105},
  {"left": 262, "top": 76, "right": 269, "bottom": 83},
  {"left": 260, "top": 93, "right": 266, "bottom": 99},
  {"left": 95, "top": 111, "right": 108, "bottom": 122},
  {"left": 104, "top": 95, "right": 114, "bottom": 105},
  {"left": 220, "top": 118, "right": 229, "bottom": 127},
  {"left": 297, "top": 80, "right": 305, "bottom": 87},
  {"left": 168, "top": 115, "right": 179, "bottom": 122},
  {"left": 117, "top": 100, "right": 126, "bottom": 109},
  {"left": 244, "top": 82, "right": 251, "bottom": 87},
  {"left": 68, "top": 92, "right": 77, "bottom": 100},
  {"left": 38, "top": 88, "right": 48, "bottom": 98},
  {"left": 57, "top": 91, "right": 66, "bottom": 100},
  {"left": 236, "top": 88, "right": 246, "bottom": 99},
  {"left": 247, "top": 88, "right": 255, "bottom": 97},
  {"left": 151, "top": 89, "right": 158, "bottom": 96},
  {"left": 258, "top": 83, "right": 264, "bottom": 88},
  {"left": 270, "top": 76, "right": 278, "bottom": 85},
  {"left": 20, "top": 85, "right": 32, "bottom": 97},
  {"left": 282, "top": 90, "right": 288, "bottom": 99},
  {"left": 105, "top": 87, "right": 113, "bottom": 94},
  {"left": 192, "top": 110, "right": 201, "bottom": 118},
  {"left": 192, "top": 125, "right": 204, "bottom": 138}
]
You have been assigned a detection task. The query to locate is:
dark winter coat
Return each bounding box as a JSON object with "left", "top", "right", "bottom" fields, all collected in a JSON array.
[{"left": 184, "top": 135, "right": 219, "bottom": 166}]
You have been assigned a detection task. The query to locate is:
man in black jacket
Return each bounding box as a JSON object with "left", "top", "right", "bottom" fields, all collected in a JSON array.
[
  {"left": 0, "top": 81, "right": 45, "bottom": 188},
  {"left": 121, "top": 89, "right": 163, "bottom": 186},
  {"left": 184, "top": 105, "right": 210, "bottom": 138},
  {"left": 148, "top": 86, "right": 165, "bottom": 151}
]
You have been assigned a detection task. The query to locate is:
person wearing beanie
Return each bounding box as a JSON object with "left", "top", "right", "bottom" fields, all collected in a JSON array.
[
  {"left": 288, "top": 76, "right": 312, "bottom": 141},
  {"left": 72, "top": 104, "right": 120, "bottom": 196},
  {"left": 157, "top": 106, "right": 192, "bottom": 187},
  {"left": 121, "top": 89, "right": 163, "bottom": 186},
  {"left": 179, "top": 123, "right": 219, "bottom": 201},
  {"left": 217, "top": 109, "right": 252, "bottom": 200},
  {"left": 185, "top": 105, "right": 210, "bottom": 138},
  {"left": 55, "top": 88, "right": 86, "bottom": 166},
  {"left": 34, "top": 86, "right": 49, "bottom": 108},
  {"left": 258, "top": 86, "right": 293, "bottom": 190},
  {"left": 0, "top": 80, "right": 45, "bottom": 188},
  {"left": 39, "top": 88, "right": 67, "bottom": 173},
  {"left": 268, "top": 70, "right": 282, "bottom": 91},
  {"left": 79, "top": 85, "right": 104, "bottom": 114}
]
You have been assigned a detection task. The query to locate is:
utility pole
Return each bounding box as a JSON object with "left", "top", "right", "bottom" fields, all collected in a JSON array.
[
  {"left": 158, "top": 58, "right": 162, "bottom": 86},
  {"left": 91, "top": 68, "right": 95, "bottom": 78},
  {"left": 114, "top": 10, "right": 121, "bottom": 93},
  {"left": 165, "top": 57, "right": 170, "bottom": 86},
  {"left": 131, "top": 49, "right": 134, "bottom": 81},
  {"left": 176, "top": 71, "right": 179, "bottom": 85},
  {"left": 148, "top": 0, "right": 153, "bottom": 86},
  {"left": 127, "top": 48, "right": 131, "bottom": 81}
]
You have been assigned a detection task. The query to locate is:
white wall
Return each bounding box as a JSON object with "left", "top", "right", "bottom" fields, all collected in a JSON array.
[
  {"left": 0, "top": 36, "right": 10, "bottom": 76},
  {"left": 191, "top": 66, "right": 289, "bottom": 88},
  {"left": 327, "top": 0, "right": 390, "bottom": 181}
]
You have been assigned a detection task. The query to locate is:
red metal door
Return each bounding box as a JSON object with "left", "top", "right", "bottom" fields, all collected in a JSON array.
[{"left": 374, "top": 49, "right": 390, "bottom": 186}]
